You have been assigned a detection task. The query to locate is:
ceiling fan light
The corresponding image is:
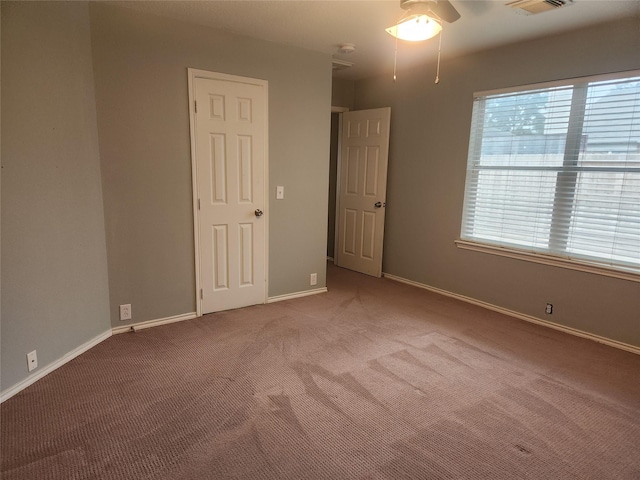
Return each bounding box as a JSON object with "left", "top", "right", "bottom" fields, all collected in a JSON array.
[{"left": 386, "top": 14, "right": 442, "bottom": 42}]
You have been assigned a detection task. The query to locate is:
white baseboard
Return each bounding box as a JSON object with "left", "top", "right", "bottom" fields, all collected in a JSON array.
[
  {"left": 112, "top": 312, "right": 197, "bottom": 335},
  {"left": 383, "top": 272, "right": 640, "bottom": 356},
  {"left": 327, "top": 256, "right": 334, "bottom": 262},
  {"left": 0, "top": 329, "right": 112, "bottom": 403},
  {"left": 267, "top": 287, "right": 328, "bottom": 303}
]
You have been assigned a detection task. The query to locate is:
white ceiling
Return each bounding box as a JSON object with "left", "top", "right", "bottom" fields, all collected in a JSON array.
[{"left": 118, "top": 0, "right": 640, "bottom": 80}]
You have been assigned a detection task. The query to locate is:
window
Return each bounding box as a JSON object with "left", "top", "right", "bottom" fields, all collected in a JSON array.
[{"left": 460, "top": 71, "right": 640, "bottom": 278}]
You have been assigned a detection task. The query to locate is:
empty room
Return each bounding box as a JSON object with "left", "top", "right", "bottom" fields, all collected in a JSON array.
[{"left": 1, "top": 1, "right": 639, "bottom": 478}]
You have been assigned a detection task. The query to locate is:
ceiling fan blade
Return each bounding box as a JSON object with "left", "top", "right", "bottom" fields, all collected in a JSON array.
[
  {"left": 400, "top": 0, "right": 461, "bottom": 23},
  {"left": 428, "top": 0, "right": 461, "bottom": 23}
]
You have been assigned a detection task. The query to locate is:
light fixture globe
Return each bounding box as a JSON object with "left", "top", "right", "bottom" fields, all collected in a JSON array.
[
  {"left": 386, "top": 0, "right": 461, "bottom": 82},
  {"left": 386, "top": 13, "right": 442, "bottom": 42}
]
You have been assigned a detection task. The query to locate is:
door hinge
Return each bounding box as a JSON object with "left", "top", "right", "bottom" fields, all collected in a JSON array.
[
  {"left": 198, "top": 198, "right": 201, "bottom": 210},
  {"left": 200, "top": 289, "right": 203, "bottom": 300},
  {"left": 194, "top": 100, "right": 197, "bottom": 113}
]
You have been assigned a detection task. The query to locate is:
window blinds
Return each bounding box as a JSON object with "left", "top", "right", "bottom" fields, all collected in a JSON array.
[{"left": 461, "top": 72, "right": 640, "bottom": 273}]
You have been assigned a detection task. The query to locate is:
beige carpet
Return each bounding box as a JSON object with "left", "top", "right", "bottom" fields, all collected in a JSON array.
[{"left": 2, "top": 263, "right": 639, "bottom": 479}]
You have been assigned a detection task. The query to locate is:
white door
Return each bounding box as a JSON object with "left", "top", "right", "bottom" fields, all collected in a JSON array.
[
  {"left": 336, "top": 107, "right": 391, "bottom": 277},
  {"left": 189, "top": 70, "right": 267, "bottom": 314}
]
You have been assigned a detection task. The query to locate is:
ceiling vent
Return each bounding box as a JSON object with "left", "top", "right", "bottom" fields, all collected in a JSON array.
[
  {"left": 506, "top": 0, "right": 574, "bottom": 15},
  {"left": 332, "top": 59, "right": 354, "bottom": 71}
]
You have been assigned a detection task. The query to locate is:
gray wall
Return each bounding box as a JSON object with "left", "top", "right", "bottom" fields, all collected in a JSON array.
[
  {"left": 1, "top": 3, "right": 111, "bottom": 391},
  {"left": 332, "top": 78, "right": 355, "bottom": 110},
  {"left": 89, "top": 4, "right": 331, "bottom": 326},
  {"left": 1, "top": 1, "right": 332, "bottom": 393},
  {"left": 354, "top": 16, "right": 640, "bottom": 347}
]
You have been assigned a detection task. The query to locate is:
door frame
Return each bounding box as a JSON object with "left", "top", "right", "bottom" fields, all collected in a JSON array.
[
  {"left": 331, "top": 106, "right": 349, "bottom": 264},
  {"left": 188, "top": 68, "right": 269, "bottom": 317}
]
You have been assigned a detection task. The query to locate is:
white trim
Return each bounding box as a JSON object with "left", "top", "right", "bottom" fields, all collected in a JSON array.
[
  {"left": 187, "top": 68, "right": 202, "bottom": 317},
  {"left": 333, "top": 111, "right": 344, "bottom": 269},
  {"left": 112, "top": 312, "right": 197, "bottom": 335},
  {"left": 331, "top": 106, "right": 350, "bottom": 113},
  {"left": 455, "top": 239, "right": 640, "bottom": 283},
  {"left": 264, "top": 82, "right": 270, "bottom": 309},
  {"left": 267, "top": 287, "right": 328, "bottom": 303},
  {"left": 0, "top": 329, "right": 112, "bottom": 403},
  {"left": 327, "top": 256, "right": 334, "bottom": 262},
  {"left": 187, "top": 68, "right": 269, "bottom": 316},
  {"left": 383, "top": 272, "right": 640, "bottom": 356}
]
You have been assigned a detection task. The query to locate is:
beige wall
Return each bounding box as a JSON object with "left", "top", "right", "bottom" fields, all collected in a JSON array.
[
  {"left": 1, "top": 2, "right": 111, "bottom": 391},
  {"left": 354, "top": 16, "right": 640, "bottom": 347},
  {"left": 89, "top": 4, "right": 332, "bottom": 326}
]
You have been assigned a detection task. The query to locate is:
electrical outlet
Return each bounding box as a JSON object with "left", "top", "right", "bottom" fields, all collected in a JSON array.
[
  {"left": 120, "top": 304, "right": 132, "bottom": 321},
  {"left": 27, "top": 350, "right": 38, "bottom": 372},
  {"left": 545, "top": 303, "right": 553, "bottom": 315},
  {"left": 310, "top": 273, "right": 317, "bottom": 286}
]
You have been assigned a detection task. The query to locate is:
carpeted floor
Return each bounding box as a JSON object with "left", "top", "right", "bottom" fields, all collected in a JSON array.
[{"left": 2, "top": 263, "right": 639, "bottom": 479}]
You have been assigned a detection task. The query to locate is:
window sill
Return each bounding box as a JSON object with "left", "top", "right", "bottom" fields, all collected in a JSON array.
[{"left": 455, "top": 239, "right": 640, "bottom": 284}]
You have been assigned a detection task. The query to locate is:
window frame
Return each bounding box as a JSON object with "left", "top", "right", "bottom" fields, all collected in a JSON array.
[{"left": 457, "top": 70, "right": 640, "bottom": 283}]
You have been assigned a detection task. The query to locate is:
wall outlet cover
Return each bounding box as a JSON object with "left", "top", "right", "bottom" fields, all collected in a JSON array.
[{"left": 120, "top": 304, "right": 132, "bottom": 321}]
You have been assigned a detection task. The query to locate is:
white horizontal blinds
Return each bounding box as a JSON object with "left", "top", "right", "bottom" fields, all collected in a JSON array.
[
  {"left": 567, "top": 76, "right": 640, "bottom": 266},
  {"left": 462, "top": 73, "right": 640, "bottom": 272},
  {"left": 463, "top": 86, "right": 573, "bottom": 250}
]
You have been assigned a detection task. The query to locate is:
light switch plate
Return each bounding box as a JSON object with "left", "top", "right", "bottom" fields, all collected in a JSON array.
[{"left": 276, "top": 186, "right": 284, "bottom": 200}]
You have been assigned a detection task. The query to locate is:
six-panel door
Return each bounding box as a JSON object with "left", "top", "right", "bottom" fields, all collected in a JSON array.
[
  {"left": 194, "top": 76, "right": 266, "bottom": 313},
  {"left": 337, "top": 108, "right": 391, "bottom": 277}
]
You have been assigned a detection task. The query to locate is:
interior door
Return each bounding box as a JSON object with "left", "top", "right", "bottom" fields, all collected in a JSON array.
[
  {"left": 190, "top": 71, "right": 267, "bottom": 314},
  {"left": 336, "top": 107, "right": 391, "bottom": 277}
]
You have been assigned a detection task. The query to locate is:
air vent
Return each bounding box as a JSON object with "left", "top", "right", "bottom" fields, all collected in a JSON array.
[
  {"left": 506, "top": 0, "right": 573, "bottom": 15},
  {"left": 332, "top": 59, "right": 354, "bottom": 71}
]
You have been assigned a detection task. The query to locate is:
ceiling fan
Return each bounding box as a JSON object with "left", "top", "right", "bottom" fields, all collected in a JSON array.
[
  {"left": 386, "top": 0, "right": 461, "bottom": 42},
  {"left": 386, "top": 0, "right": 461, "bottom": 83}
]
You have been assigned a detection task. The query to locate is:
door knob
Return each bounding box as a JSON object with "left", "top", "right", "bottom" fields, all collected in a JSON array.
[
  {"left": 374, "top": 202, "right": 386, "bottom": 208},
  {"left": 255, "top": 209, "right": 264, "bottom": 217}
]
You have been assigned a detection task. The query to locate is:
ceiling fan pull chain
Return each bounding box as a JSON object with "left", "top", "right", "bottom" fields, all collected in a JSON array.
[
  {"left": 393, "top": 35, "right": 399, "bottom": 82},
  {"left": 435, "top": 23, "right": 443, "bottom": 84}
]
